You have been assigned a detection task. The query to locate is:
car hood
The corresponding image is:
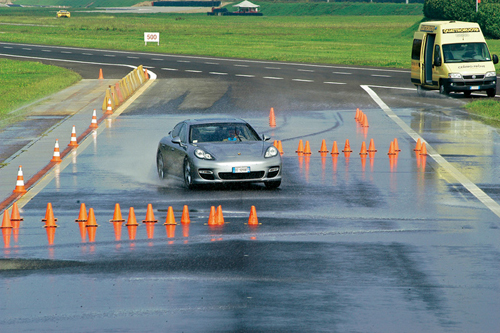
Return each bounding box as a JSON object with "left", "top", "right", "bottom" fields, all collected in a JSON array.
[{"left": 197, "top": 142, "right": 267, "bottom": 160}]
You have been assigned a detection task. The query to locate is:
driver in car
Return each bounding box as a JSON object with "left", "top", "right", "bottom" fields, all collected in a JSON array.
[{"left": 224, "top": 129, "right": 238, "bottom": 142}]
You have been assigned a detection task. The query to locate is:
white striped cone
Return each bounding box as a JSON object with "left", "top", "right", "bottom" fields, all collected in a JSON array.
[
  {"left": 89, "top": 109, "right": 98, "bottom": 129},
  {"left": 106, "top": 98, "right": 113, "bottom": 115},
  {"left": 13, "top": 165, "right": 27, "bottom": 194},
  {"left": 51, "top": 139, "right": 62, "bottom": 162},
  {"left": 68, "top": 125, "right": 78, "bottom": 147}
]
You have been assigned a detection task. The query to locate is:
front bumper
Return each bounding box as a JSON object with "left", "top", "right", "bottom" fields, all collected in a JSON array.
[
  {"left": 442, "top": 77, "right": 496, "bottom": 92},
  {"left": 190, "top": 158, "right": 282, "bottom": 184}
]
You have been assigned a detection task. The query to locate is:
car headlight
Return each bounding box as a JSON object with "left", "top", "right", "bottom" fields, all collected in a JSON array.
[
  {"left": 265, "top": 146, "right": 278, "bottom": 158},
  {"left": 486, "top": 71, "right": 497, "bottom": 78},
  {"left": 448, "top": 73, "right": 462, "bottom": 79},
  {"left": 194, "top": 148, "right": 214, "bottom": 160}
]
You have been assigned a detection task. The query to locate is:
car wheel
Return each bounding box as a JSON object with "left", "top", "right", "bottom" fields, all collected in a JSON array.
[
  {"left": 264, "top": 180, "right": 281, "bottom": 189},
  {"left": 464, "top": 91, "right": 471, "bottom": 97},
  {"left": 157, "top": 151, "right": 166, "bottom": 179},
  {"left": 184, "top": 159, "right": 195, "bottom": 189},
  {"left": 487, "top": 88, "right": 496, "bottom": 98},
  {"left": 439, "top": 83, "right": 449, "bottom": 95}
]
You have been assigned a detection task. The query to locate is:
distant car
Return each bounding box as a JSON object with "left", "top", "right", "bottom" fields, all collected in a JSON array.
[
  {"left": 57, "top": 10, "right": 70, "bottom": 18},
  {"left": 156, "top": 118, "right": 282, "bottom": 189}
]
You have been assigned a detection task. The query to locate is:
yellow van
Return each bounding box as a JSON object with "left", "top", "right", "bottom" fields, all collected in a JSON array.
[{"left": 411, "top": 21, "right": 498, "bottom": 97}]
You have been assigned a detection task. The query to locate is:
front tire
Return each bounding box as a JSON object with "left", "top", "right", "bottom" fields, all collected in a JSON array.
[
  {"left": 439, "top": 83, "right": 449, "bottom": 95},
  {"left": 157, "top": 151, "right": 166, "bottom": 179},
  {"left": 487, "top": 88, "right": 496, "bottom": 98},
  {"left": 183, "top": 159, "right": 195, "bottom": 189}
]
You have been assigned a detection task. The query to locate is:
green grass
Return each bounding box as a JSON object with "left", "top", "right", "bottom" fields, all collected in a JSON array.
[
  {"left": 465, "top": 100, "right": 500, "bottom": 126},
  {"left": 0, "top": 58, "right": 81, "bottom": 120}
]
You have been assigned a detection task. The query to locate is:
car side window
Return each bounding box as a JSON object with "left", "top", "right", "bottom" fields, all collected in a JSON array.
[
  {"left": 171, "top": 123, "right": 183, "bottom": 138},
  {"left": 179, "top": 124, "right": 188, "bottom": 144}
]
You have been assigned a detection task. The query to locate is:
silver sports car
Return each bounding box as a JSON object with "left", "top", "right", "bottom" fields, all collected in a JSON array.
[{"left": 156, "top": 118, "right": 282, "bottom": 189}]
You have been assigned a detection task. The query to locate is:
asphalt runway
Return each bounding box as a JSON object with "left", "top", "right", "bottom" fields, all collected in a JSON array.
[{"left": 1, "top": 43, "right": 500, "bottom": 332}]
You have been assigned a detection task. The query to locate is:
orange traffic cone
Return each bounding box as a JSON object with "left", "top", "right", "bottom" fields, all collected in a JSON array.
[
  {"left": 361, "top": 114, "right": 369, "bottom": 127},
  {"left": 359, "top": 141, "right": 368, "bottom": 155},
  {"left": 414, "top": 138, "right": 422, "bottom": 151},
  {"left": 86, "top": 208, "right": 98, "bottom": 242},
  {"left": 342, "top": 139, "right": 352, "bottom": 153},
  {"left": 126, "top": 207, "right": 139, "bottom": 240},
  {"left": 208, "top": 206, "right": 217, "bottom": 226},
  {"left": 303, "top": 141, "right": 312, "bottom": 155},
  {"left": 110, "top": 203, "right": 125, "bottom": 241},
  {"left": 1, "top": 210, "right": 12, "bottom": 229},
  {"left": 318, "top": 139, "right": 329, "bottom": 154},
  {"left": 144, "top": 68, "right": 149, "bottom": 80},
  {"left": 330, "top": 141, "right": 339, "bottom": 155},
  {"left": 216, "top": 205, "right": 224, "bottom": 225},
  {"left": 68, "top": 125, "right": 78, "bottom": 147},
  {"left": 10, "top": 201, "right": 23, "bottom": 229},
  {"left": 164, "top": 206, "right": 177, "bottom": 225},
  {"left": 181, "top": 205, "right": 190, "bottom": 224},
  {"left": 393, "top": 138, "right": 401, "bottom": 152},
  {"left": 355, "top": 108, "right": 360, "bottom": 121},
  {"left": 269, "top": 107, "right": 276, "bottom": 128},
  {"left": 106, "top": 98, "right": 113, "bottom": 115},
  {"left": 388, "top": 141, "right": 396, "bottom": 155},
  {"left": 367, "top": 138, "right": 377, "bottom": 152},
  {"left": 13, "top": 165, "right": 27, "bottom": 194},
  {"left": 98, "top": 68, "right": 103, "bottom": 79},
  {"left": 420, "top": 142, "right": 427, "bottom": 155},
  {"left": 50, "top": 139, "right": 62, "bottom": 163},
  {"left": 43, "top": 203, "right": 58, "bottom": 228},
  {"left": 277, "top": 140, "right": 284, "bottom": 155},
  {"left": 75, "top": 203, "right": 87, "bottom": 241},
  {"left": 296, "top": 140, "right": 304, "bottom": 155},
  {"left": 90, "top": 109, "right": 98, "bottom": 129},
  {"left": 248, "top": 206, "right": 259, "bottom": 226},
  {"left": 143, "top": 203, "right": 157, "bottom": 239}
]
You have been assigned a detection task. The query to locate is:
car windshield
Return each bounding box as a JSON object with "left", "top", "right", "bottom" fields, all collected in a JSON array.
[
  {"left": 189, "top": 123, "right": 260, "bottom": 143},
  {"left": 442, "top": 43, "right": 491, "bottom": 63}
]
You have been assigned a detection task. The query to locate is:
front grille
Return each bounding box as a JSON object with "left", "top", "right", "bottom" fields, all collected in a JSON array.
[
  {"left": 463, "top": 75, "right": 485, "bottom": 80},
  {"left": 218, "top": 171, "right": 265, "bottom": 180}
]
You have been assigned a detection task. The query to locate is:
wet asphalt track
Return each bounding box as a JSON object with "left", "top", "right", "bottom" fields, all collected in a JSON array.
[{"left": 1, "top": 44, "right": 500, "bottom": 332}]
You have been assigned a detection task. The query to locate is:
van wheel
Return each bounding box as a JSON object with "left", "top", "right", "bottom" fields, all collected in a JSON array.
[
  {"left": 487, "top": 89, "right": 496, "bottom": 98},
  {"left": 416, "top": 85, "right": 426, "bottom": 97},
  {"left": 439, "top": 84, "right": 449, "bottom": 95}
]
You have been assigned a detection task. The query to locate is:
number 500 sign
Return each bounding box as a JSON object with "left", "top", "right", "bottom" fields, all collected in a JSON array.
[{"left": 144, "top": 32, "right": 160, "bottom": 46}]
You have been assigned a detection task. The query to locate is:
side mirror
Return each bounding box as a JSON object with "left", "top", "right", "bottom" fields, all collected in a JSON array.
[
  {"left": 434, "top": 57, "right": 442, "bottom": 67},
  {"left": 171, "top": 137, "right": 181, "bottom": 145},
  {"left": 493, "top": 54, "right": 498, "bottom": 65},
  {"left": 262, "top": 134, "right": 270, "bottom": 141}
]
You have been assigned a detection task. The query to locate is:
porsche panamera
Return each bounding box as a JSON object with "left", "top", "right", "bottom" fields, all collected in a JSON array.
[{"left": 156, "top": 118, "right": 282, "bottom": 189}]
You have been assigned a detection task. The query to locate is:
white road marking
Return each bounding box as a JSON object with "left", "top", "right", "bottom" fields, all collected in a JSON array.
[
  {"left": 235, "top": 74, "right": 255, "bottom": 78},
  {"left": 61, "top": 51, "right": 72, "bottom": 54},
  {"left": 151, "top": 58, "right": 164, "bottom": 61},
  {"left": 265, "top": 67, "right": 281, "bottom": 70},
  {"left": 185, "top": 69, "right": 202, "bottom": 73},
  {"left": 177, "top": 60, "right": 191, "bottom": 63},
  {"left": 209, "top": 72, "right": 228, "bottom": 75},
  {"left": 82, "top": 53, "right": 93, "bottom": 55},
  {"left": 292, "top": 79, "right": 314, "bottom": 82},
  {"left": 297, "top": 69, "right": 315, "bottom": 72},
  {"left": 205, "top": 62, "right": 219, "bottom": 65},
  {"left": 324, "top": 81, "right": 347, "bottom": 85},
  {"left": 361, "top": 84, "right": 500, "bottom": 220},
  {"left": 41, "top": 49, "right": 51, "bottom": 52},
  {"left": 127, "top": 56, "right": 139, "bottom": 59},
  {"left": 104, "top": 54, "right": 116, "bottom": 57},
  {"left": 3, "top": 46, "right": 12, "bottom": 49},
  {"left": 332, "top": 71, "right": 351, "bottom": 75},
  {"left": 162, "top": 68, "right": 178, "bottom": 71},
  {"left": 22, "top": 48, "right": 31, "bottom": 50},
  {"left": 368, "top": 85, "right": 415, "bottom": 91},
  {"left": 263, "top": 76, "right": 284, "bottom": 80},
  {"left": 234, "top": 64, "right": 249, "bottom": 67},
  {"left": 371, "top": 74, "right": 391, "bottom": 78}
]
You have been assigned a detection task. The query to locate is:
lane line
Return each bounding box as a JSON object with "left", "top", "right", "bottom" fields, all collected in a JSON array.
[
  {"left": 292, "top": 79, "right": 314, "bottom": 82},
  {"left": 22, "top": 48, "right": 31, "bottom": 50},
  {"left": 234, "top": 64, "right": 249, "bottom": 67},
  {"left": 41, "top": 49, "right": 51, "bottom": 52},
  {"left": 209, "top": 72, "right": 227, "bottom": 75},
  {"left": 263, "top": 76, "right": 283, "bottom": 80},
  {"left": 161, "top": 68, "right": 178, "bottom": 71},
  {"left": 82, "top": 53, "right": 93, "bottom": 55},
  {"left": 265, "top": 67, "right": 281, "bottom": 70},
  {"left": 361, "top": 84, "right": 500, "bottom": 220},
  {"left": 332, "top": 72, "right": 351, "bottom": 75},
  {"left": 61, "top": 51, "right": 72, "bottom": 54},
  {"left": 368, "top": 85, "right": 415, "bottom": 91},
  {"left": 205, "top": 62, "right": 219, "bottom": 65},
  {"left": 235, "top": 74, "right": 255, "bottom": 78},
  {"left": 127, "top": 56, "right": 139, "bottom": 59},
  {"left": 371, "top": 74, "right": 391, "bottom": 78},
  {"left": 104, "top": 54, "right": 116, "bottom": 57},
  {"left": 298, "top": 69, "right": 315, "bottom": 72},
  {"left": 177, "top": 60, "right": 191, "bottom": 63},
  {"left": 185, "top": 69, "right": 202, "bottom": 73},
  {"left": 324, "top": 81, "right": 347, "bottom": 85},
  {"left": 151, "top": 58, "right": 164, "bottom": 61}
]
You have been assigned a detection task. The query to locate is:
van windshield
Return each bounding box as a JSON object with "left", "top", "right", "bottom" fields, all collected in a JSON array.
[{"left": 442, "top": 43, "right": 491, "bottom": 63}]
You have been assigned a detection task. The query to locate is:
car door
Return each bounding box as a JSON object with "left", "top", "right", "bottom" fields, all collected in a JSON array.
[
  {"left": 170, "top": 123, "right": 189, "bottom": 177},
  {"left": 161, "top": 122, "right": 183, "bottom": 176}
]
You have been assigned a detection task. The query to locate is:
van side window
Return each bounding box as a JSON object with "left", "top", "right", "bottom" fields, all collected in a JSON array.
[
  {"left": 434, "top": 45, "right": 441, "bottom": 65},
  {"left": 412, "top": 39, "right": 422, "bottom": 60}
]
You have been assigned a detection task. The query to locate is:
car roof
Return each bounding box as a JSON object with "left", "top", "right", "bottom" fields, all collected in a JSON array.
[{"left": 185, "top": 118, "right": 247, "bottom": 125}]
